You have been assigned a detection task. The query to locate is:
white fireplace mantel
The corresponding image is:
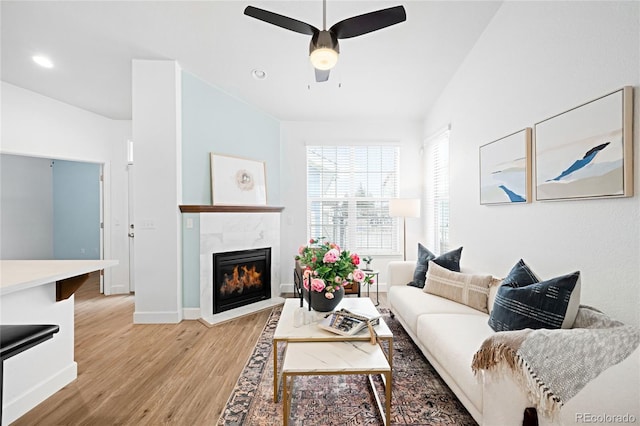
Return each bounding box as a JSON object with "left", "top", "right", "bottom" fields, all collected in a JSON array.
[{"left": 180, "top": 206, "right": 284, "bottom": 325}]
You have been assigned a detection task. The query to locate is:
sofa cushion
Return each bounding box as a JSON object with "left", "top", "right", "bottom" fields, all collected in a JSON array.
[
  {"left": 416, "top": 313, "right": 494, "bottom": 415},
  {"left": 487, "top": 277, "right": 503, "bottom": 314},
  {"left": 424, "top": 262, "right": 493, "bottom": 313},
  {"left": 407, "top": 245, "right": 463, "bottom": 288},
  {"left": 388, "top": 286, "right": 485, "bottom": 334},
  {"left": 488, "top": 270, "right": 581, "bottom": 331}
]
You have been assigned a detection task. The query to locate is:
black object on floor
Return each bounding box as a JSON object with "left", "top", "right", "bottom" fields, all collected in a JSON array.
[{"left": 523, "top": 407, "right": 539, "bottom": 426}]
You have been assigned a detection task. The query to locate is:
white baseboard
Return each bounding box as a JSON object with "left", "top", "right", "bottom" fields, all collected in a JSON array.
[
  {"left": 133, "top": 310, "right": 182, "bottom": 324},
  {"left": 200, "top": 297, "right": 285, "bottom": 326},
  {"left": 4, "top": 362, "right": 77, "bottom": 425},
  {"left": 280, "top": 283, "right": 295, "bottom": 293},
  {"left": 108, "top": 284, "right": 129, "bottom": 294},
  {"left": 182, "top": 308, "right": 200, "bottom": 320}
]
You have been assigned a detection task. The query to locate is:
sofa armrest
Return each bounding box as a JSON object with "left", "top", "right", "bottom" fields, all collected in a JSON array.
[
  {"left": 482, "top": 345, "right": 640, "bottom": 426},
  {"left": 387, "top": 261, "right": 415, "bottom": 288}
]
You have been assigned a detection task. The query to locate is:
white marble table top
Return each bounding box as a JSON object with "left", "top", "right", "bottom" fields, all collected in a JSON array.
[
  {"left": 274, "top": 297, "right": 392, "bottom": 340},
  {"left": 282, "top": 340, "right": 390, "bottom": 374}
]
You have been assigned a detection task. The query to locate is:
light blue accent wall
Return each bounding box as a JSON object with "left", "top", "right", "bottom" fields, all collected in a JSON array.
[
  {"left": 53, "top": 160, "right": 101, "bottom": 260},
  {"left": 182, "top": 213, "right": 200, "bottom": 308},
  {"left": 181, "top": 71, "right": 281, "bottom": 308},
  {"left": 181, "top": 71, "right": 281, "bottom": 205}
]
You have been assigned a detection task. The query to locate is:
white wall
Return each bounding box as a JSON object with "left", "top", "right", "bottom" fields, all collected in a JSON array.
[
  {"left": 0, "top": 82, "right": 132, "bottom": 293},
  {"left": 424, "top": 1, "right": 640, "bottom": 326},
  {"left": 279, "top": 120, "right": 423, "bottom": 289},
  {"left": 131, "top": 60, "right": 183, "bottom": 323}
]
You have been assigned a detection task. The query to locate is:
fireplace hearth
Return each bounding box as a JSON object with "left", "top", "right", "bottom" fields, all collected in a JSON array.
[{"left": 213, "top": 248, "right": 271, "bottom": 314}]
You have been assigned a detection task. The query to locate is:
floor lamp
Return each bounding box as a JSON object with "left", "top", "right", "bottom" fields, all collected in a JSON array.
[{"left": 389, "top": 198, "right": 421, "bottom": 261}]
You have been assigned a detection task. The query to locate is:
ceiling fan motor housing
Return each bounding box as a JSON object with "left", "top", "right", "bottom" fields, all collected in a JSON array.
[{"left": 310, "top": 30, "right": 339, "bottom": 55}]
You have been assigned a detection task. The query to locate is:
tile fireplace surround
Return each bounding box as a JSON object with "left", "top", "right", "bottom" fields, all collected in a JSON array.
[{"left": 181, "top": 205, "right": 284, "bottom": 325}]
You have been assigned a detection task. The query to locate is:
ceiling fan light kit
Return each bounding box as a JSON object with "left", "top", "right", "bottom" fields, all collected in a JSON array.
[
  {"left": 244, "top": 1, "right": 406, "bottom": 82},
  {"left": 310, "top": 47, "right": 338, "bottom": 70}
]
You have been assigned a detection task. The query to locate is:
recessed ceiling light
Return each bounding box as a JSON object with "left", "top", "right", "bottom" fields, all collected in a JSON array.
[
  {"left": 32, "top": 55, "right": 54, "bottom": 68},
  {"left": 251, "top": 69, "right": 267, "bottom": 80}
]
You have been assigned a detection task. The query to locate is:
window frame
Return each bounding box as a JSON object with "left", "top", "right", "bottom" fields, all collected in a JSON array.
[
  {"left": 423, "top": 127, "right": 450, "bottom": 255},
  {"left": 305, "top": 144, "right": 401, "bottom": 255}
]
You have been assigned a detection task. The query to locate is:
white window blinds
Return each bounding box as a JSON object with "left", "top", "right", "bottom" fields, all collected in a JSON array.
[
  {"left": 306, "top": 145, "right": 400, "bottom": 254},
  {"left": 424, "top": 128, "right": 450, "bottom": 254}
]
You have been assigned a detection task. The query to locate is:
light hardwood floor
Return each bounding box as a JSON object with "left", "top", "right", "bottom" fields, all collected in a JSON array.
[
  {"left": 13, "top": 282, "right": 271, "bottom": 425},
  {"left": 13, "top": 284, "right": 388, "bottom": 425}
]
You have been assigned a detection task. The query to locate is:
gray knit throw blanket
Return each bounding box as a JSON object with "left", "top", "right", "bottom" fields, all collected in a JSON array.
[{"left": 471, "top": 306, "right": 640, "bottom": 418}]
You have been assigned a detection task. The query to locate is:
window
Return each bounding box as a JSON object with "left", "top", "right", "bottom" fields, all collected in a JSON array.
[
  {"left": 306, "top": 145, "right": 400, "bottom": 254},
  {"left": 424, "top": 128, "right": 450, "bottom": 254}
]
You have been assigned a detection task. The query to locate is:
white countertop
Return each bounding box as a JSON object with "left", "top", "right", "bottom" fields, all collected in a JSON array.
[{"left": 0, "top": 260, "right": 118, "bottom": 296}]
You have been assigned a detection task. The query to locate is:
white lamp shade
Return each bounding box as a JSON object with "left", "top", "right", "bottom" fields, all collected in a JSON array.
[{"left": 389, "top": 198, "right": 420, "bottom": 218}]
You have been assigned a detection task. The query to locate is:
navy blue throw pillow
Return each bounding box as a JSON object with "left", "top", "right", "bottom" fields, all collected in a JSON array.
[
  {"left": 502, "top": 258, "right": 539, "bottom": 287},
  {"left": 407, "top": 244, "right": 435, "bottom": 288},
  {"left": 488, "top": 269, "right": 580, "bottom": 331},
  {"left": 432, "top": 246, "right": 463, "bottom": 273},
  {"left": 407, "top": 245, "right": 463, "bottom": 288}
]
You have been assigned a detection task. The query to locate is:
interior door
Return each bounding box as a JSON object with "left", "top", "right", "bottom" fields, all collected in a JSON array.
[{"left": 128, "top": 162, "right": 135, "bottom": 292}]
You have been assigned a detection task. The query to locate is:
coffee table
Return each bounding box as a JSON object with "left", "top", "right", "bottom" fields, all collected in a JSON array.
[
  {"left": 281, "top": 340, "right": 391, "bottom": 425},
  {"left": 273, "top": 298, "right": 393, "bottom": 402}
]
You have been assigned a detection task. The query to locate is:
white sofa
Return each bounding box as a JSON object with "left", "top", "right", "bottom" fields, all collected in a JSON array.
[{"left": 387, "top": 260, "right": 640, "bottom": 426}]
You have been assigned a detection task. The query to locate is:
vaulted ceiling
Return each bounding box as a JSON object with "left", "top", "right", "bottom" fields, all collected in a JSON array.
[{"left": 1, "top": 1, "right": 502, "bottom": 121}]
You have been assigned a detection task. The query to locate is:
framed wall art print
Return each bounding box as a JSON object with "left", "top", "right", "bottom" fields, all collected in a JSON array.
[
  {"left": 534, "top": 86, "right": 633, "bottom": 201},
  {"left": 480, "top": 128, "right": 532, "bottom": 205},
  {"left": 210, "top": 153, "right": 267, "bottom": 206}
]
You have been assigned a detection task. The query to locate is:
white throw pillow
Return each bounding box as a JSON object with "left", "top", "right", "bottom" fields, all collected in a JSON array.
[{"left": 563, "top": 275, "right": 581, "bottom": 329}]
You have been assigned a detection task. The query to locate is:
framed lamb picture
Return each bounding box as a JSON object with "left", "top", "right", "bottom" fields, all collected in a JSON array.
[
  {"left": 210, "top": 153, "right": 267, "bottom": 205},
  {"left": 534, "top": 86, "right": 633, "bottom": 201},
  {"left": 479, "top": 128, "right": 532, "bottom": 205}
]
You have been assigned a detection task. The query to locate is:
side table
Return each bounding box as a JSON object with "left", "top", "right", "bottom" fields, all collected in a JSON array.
[{"left": 363, "top": 269, "right": 380, "bottom": 306}]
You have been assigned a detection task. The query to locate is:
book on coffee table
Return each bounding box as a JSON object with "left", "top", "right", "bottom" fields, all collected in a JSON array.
[{"left": 318, "top": 308, "right": 381, "bottom": 337}]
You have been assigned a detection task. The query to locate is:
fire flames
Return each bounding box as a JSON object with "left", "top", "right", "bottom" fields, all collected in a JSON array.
[{"left": 220, "top": 265, "right": 263, "bottom": 295}]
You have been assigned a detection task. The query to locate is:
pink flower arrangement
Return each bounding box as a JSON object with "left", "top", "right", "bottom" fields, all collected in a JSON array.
[{"left": 296, "top": 238, "right": 374, "bottom": 299}]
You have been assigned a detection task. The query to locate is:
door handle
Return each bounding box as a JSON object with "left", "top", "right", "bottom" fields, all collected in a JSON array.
[{"left": 128, "top": 233, "right": 134, "bottom": 238}]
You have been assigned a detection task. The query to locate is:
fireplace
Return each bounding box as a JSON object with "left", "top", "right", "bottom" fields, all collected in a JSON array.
[{"left": 212, "top": 247, "right": 271, "bottom": 314}]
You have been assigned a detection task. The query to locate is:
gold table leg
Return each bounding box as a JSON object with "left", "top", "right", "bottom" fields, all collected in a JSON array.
[{"left": 273, "top": 340, "right": 279, "bottom": 402}]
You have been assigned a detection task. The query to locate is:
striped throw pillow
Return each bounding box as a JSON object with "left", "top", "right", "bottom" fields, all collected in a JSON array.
[
  {"left": 423, "top": 261, "right": 493, "bottom": 313},
  {"left": 488, "top": 262, "right": 581, "bottom": 331}
]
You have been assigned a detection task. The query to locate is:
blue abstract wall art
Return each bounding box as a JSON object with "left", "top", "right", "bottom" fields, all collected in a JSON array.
[
  {"left": 480, "top": 128, "right": 532, "bottom": 205},
  {"left": 535, "top": 87, "right": 633, "bottom": 201}
]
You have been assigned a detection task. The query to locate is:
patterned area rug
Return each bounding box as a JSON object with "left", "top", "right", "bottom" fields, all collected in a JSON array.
[{"left": 218, "top": 306, "right": 477, "bottom": 426}]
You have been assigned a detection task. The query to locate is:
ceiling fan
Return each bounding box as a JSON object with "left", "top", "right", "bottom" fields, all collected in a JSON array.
[{"left": 244, "top": 1, "right": 406, "bottom": 82}]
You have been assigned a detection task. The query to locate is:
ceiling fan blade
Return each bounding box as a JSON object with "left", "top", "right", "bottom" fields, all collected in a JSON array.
[
  {"left": 315, "top": 68, "right": 330, "bottom": 82},
  {"left": 244, "top": 6, "right": 318, "bottom": 36},
  {"left": 330, "top": 5, "right": 406, "bottom": 39}
]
